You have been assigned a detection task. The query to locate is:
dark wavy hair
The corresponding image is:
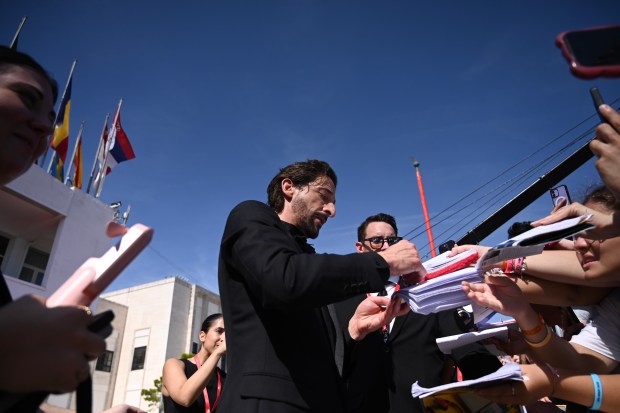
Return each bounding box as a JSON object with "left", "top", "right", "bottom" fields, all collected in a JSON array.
[
  {"left": 582, "top": 185, "right": 620, "bottom": 211},
  {"left": 266, "top": 159, "right": 337, "bottom": 213},
  {"left": 0, "top": 45, "right": 58, "bottom": 102},
  {"left": 357, "top": 213, "right": 398, "bottom": 242},
  {"left": 201, "top": 313, "right": 223, "bottom": 333}
]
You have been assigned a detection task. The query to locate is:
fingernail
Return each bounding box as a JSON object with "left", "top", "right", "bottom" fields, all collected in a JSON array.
[{"left": 600, "top": 104, "right": 612, "bottom": 112}]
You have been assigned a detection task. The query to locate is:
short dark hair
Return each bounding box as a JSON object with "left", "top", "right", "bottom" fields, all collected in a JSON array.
[
  {"left": 200, "top": 313, "right": 223, "bottom": 333},
  {"left": 582, "top": 185, "right": 620, "bottom": 211},
  {"left": 267, "top": 159, "right": 337, "bottom": 213},
  {"left": 507, "top": 221, "right": 533, "bottom": 238},
  {"left": 357, "top": 213, "right": 398, "bottom": 242},
  {"left": 0, "top": 45, "right": 58, "bottom": 102}
]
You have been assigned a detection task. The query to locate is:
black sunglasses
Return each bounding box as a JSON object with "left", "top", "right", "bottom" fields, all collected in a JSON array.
[{"left": 364, "top": 236, "right": 403, "bottom": 249}]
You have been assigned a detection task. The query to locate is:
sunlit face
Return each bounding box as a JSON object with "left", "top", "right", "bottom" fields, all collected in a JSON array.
[
  {"left": 356, "top": 221, "right": 397, "bottom": 253},
  {"left": 289, "top": 176, "right": 336, "bottom": 239},
  {"left": 573, "top": 201, "right": 620, "bottom": 279},
  {"left": 0, "top": 65, "right": 54, "bottom": 185},
  {"left": 200, "top": 317, "right": 225, "bottom": 355}
]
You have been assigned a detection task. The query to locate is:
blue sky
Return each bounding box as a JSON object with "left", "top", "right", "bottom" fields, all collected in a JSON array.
[{"left": 3, "top": 2, "right": 620, "bottom": 295}]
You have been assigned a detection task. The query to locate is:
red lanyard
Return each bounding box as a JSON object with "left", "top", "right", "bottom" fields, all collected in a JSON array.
[{"left": 194, "top": 355, "right": 222, "bottom": 413}]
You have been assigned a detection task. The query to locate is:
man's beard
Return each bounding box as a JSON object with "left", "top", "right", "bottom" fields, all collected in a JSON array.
[{"left": 291, "top": 196, "right": 322, "bottom": 239}]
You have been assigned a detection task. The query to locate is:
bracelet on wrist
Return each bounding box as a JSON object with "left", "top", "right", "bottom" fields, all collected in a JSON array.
[
  {"left": 521, "top": 313, "right": 545, "bottom": 336},
  {"left": 524, "top": 325, "right": 554, "bottom": 348},
  {"left": 590, "top": 373, "right": 603, "bottom": 411}
]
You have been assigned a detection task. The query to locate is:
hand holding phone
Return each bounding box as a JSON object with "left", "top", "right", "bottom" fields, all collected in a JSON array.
[{"left": 47, "top": 222, "right": 153, "bottom": 307}]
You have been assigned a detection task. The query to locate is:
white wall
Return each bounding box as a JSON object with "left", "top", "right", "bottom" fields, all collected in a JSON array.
[{"left": 2, "top": 165, "right": 113, "bottom": 299}]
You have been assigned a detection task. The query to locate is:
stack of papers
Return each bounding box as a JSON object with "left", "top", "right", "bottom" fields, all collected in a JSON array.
[
  {"left": 394, "top": 215, "right": 594, "bottom": 315},
  {"left": 394, "top": 266, "right": 483, "bottom": 315}
]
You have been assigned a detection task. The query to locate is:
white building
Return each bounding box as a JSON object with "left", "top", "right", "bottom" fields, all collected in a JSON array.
[
  {"left": 95, "top": 277, "right": 221, "bottom": 412},
  {"left": 1, "top": 165, "right": 113, "bottom": 299}
]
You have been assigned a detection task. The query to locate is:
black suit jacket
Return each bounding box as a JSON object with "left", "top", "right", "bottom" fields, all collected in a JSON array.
[{"left": 217, "top": 201, "right": 390, "bottom": 413}]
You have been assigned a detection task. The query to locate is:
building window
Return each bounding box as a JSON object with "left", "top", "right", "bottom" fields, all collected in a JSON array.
[
  {"left": 0, "top": 235, "right": 9, "bottom": 268},
  {"left": 96, "top": 350, "right": 114, "bottom": 373},
  {"left": 131, "top": 346, "right": 147, "bottom": 370},
  {"left": 19, "top": 247, "right": 49, "bottom": 286}
]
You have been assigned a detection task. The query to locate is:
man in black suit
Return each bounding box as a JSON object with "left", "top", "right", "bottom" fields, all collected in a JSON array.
[
  {"left": 217, "top": 160, "right": 427, "bottom": 413},
  {"left": 336, "top": 213, "right": 503, "bottom": 413}
]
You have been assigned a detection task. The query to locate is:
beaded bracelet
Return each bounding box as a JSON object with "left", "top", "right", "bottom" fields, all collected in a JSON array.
[
  {"left": 591, "top": 373, "right": 603, "bottom": 411},
  {"left": 521, "top": 313, "right": 545, "bottom": 336},
  {"left": 524, "top": 325, "right": 554, "bottom": 348},
  {"left": 501, "top": 257, "right": 527, "bottom": 277}
]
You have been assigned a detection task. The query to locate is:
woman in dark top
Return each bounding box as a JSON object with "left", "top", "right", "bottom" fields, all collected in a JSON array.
[{"left": 163, "top": 314, "right": 227, "bottom": 413}]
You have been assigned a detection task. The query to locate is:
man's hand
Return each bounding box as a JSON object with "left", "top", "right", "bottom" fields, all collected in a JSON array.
[
  {"left": 377, "top": 240, "right": 426, "bottom": 284},
  {"left": 348, "top": 295, "right": 409, "bottom": 341}
]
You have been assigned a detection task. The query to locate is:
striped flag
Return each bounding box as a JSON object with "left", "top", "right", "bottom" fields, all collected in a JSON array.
[
  {"left": 106, "top": 111, "right": 135, "bottom": 171},
  {"left": 49, "top": 77, "right": 72, "bottom": 180}
]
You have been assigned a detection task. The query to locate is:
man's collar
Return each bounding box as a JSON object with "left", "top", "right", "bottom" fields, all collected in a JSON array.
[{"left": 282, "top": 221, "right": 315, "bottom": 253}]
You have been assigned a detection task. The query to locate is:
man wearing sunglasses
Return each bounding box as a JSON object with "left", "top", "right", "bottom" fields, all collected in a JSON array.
[{"left": 336, "top": 213, "right": 502, "bottom": 413}]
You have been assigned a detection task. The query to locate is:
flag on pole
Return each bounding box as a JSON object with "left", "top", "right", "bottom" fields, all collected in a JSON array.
[
  {"left": 72, "top": 128, "right": 83, "bottom": 189},
  {"left": 94, "top": 101, "right": 135, "bottom": 198},
  {"left": 49, "top": 77, "right": 72, "bottom": 181},
  {"left": 106, "top": 111, "right": 135, "bottom": 172}
]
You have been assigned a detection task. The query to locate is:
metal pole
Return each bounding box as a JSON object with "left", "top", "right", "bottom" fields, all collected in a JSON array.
[{"left": 412, "top": 158, "right": 437, "bottom": 257}]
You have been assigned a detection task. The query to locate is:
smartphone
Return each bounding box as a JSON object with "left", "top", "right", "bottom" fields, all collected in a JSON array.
[
  {"left": 47, "top": 223, "right": 154, "bottom": 307},
  {"left": 555, "top": 24, "right": 620, "bottom": 79},
  {"left": 590, "top": 87, "right": 608, "bottom": 124},
  {"left": 550, "top": 184, "right": 571, "bottom": 207}
]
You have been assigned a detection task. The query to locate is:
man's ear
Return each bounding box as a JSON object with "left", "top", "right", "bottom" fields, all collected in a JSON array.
[
  {"left": 281, "top": 178, "right": 295, "bottom": 201},
  {"left": 355, "top": 241, "right": 365, "bottom": 253}
]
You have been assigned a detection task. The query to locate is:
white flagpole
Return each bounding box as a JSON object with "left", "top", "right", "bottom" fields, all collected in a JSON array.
[
  {"left": 86, "top": 113, "right": 109, "bottom": 194},
  {"left": 10, "top": 16, "right": 27, "bottom": 49},
  {"left": 43, "top": 59, "right": 77, "bottom": 170},
  {"left": 64, "top": 121, "right": 85, "bottom": 185},
  {"left": 95, "top": 98, "right": 123, "bottom": 198}
]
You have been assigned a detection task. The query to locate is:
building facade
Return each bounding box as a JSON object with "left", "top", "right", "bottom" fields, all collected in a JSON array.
[{"left": 1, "top": 165, "right": 114, "bottom": 300}]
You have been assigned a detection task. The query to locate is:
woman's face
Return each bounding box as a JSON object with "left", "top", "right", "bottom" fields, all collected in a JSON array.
[
  {"left": 200, "top": 318, "right": 225, "bottom": 353},
  {"left": 0, "top": 65, "right": 54, "bottom": 185},
  {"left": 574, "top": 201, "right": 620, "bottom": 278}
]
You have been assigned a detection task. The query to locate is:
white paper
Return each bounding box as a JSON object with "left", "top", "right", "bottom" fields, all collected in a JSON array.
[
  {"left": 411, "top": 362, "right": 523, "bottom": 399},
  {"left": 436, "top": 326, "right": 509, "bottom": 354}
]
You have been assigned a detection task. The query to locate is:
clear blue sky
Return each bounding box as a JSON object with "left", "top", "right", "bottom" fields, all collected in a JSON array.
[{"left": 3, "top": 2, "right": 620, "bottom": 294}]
